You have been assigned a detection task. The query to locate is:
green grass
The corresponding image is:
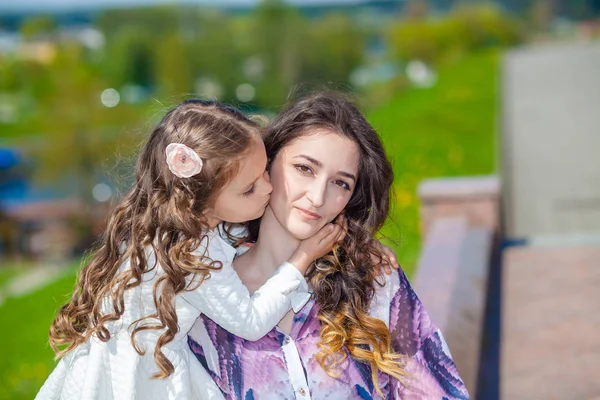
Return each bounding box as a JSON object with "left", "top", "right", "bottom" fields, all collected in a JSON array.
[
  {"left": 369, "top": 49, "right": 500, "bottom": 276},
  {"left": 0, "top": 260, "right": 41, "bottom": 289},
  {"left": 0, "top": 266, "right": 20, "bottom": 288},
  {"left": 0, "top": 271, "right": 77, "bottom": 400}
]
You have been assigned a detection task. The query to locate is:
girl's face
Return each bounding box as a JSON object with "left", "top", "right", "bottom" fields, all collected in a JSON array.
[
  {"left": 269, "top": 128, "right": 360, "bottom": 240},
  {"left": 205, "top": 140, "right": 273, "bottom": 227}
]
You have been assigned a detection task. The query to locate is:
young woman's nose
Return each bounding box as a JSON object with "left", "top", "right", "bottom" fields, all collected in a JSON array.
[{"left": 306, "top": 179, "right": 326, "bottom": 208}]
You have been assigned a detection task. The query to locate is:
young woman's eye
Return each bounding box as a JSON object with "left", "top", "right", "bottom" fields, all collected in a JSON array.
[
  {"left": 334, "top": 180, "right": 351, "bottom": 191},
  {"left": 294, "top": 164, "right": 313, "bottom": 175},
  {"left": 243, "top": 185, "right": 255, "bottom": 197}
]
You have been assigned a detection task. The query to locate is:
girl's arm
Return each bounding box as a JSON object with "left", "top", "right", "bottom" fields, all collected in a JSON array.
[
  {"left": 180, "top": 256, "right": 306, "bottom": 341},
  {"left": 181, "top": 223, "right": 341, "bottom": 341}
]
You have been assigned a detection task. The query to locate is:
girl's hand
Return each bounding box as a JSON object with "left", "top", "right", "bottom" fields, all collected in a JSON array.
[
  {"left": 288, "top": 216, "right": 346, "bottom": 274},
  {"left": 335, "top": 213, "right": 348, "bottom": 244},
  {"left": 371, "top": 240, "right": 400, "bottom": 276}
]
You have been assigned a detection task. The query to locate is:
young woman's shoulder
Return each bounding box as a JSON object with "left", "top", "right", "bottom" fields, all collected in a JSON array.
[
  {"left": 370, "top": 267, "right": 437, "bottom": 337},
  {"left": 371, "top": 267, "right": 410, "bottom": 307}
]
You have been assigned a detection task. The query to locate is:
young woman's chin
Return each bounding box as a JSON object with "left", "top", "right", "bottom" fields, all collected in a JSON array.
[{"left": 284, "top": 221, "right": 320, "bottom": 241}]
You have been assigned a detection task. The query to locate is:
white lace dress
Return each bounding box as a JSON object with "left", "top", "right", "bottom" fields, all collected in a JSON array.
[{"left": 35, "top": 227, "right": 309, "bottom": 400}]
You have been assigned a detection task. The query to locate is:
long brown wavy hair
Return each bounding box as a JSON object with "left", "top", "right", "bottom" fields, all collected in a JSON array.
[
  {"left": 49, "top": 99, "right": 263, "bottom": 378},
  {"left": 249, "top": 91, "right": 406, "bottom": 394}
]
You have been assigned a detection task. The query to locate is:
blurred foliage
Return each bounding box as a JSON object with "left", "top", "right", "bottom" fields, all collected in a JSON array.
[
  {"left": 388, "top": 3, "right": 522, "bottom": 65},
  {"left": 19, "top": 15, "right": 57, "bottom": 40},
  {"left": 29, "top": 42, "right": 142, "bottom": 205},
  {"left": 0, "top": 0, "right": 521, "bottom": 299}
]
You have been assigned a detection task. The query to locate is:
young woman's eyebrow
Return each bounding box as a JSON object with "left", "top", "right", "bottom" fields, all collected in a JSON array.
[
  {"left": 338, "top": 171, "right": 356, "bottom": 182},
  {"left": 294, "top": 154, "right": 356, "bottom": 182},
  {"left": 295, "top": 154, "right": 323, "bottom": 167}
]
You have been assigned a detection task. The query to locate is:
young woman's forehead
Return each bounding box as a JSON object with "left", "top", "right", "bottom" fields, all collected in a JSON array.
[{"left": 284, "top": 131, "right": 358, "bottom": 159}]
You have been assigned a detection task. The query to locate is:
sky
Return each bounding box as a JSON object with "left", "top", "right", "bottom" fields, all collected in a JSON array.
[{"left": 0, "top": 0, "right": 367, "bottom": 13}]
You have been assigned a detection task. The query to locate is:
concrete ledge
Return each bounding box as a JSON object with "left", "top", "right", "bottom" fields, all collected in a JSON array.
[
  {"left": 418, "top": 176, "right": 500, "bottom": 237},
  {"left": 414, "top": 175, "right": 500, "bottom": 398},
  {"left": 418, "top": 176, "right": 500, "bottom": 201},
  {"left": 414, "top": 217, "right": 494, "bottom": 398},
  {"left": 413, "top": 217, "right": 469, "bottom": 330}
]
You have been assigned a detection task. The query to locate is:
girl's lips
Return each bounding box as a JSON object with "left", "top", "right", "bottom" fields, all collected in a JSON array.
[{"left": 295, "top": 207, "right": 322, "bottom": 220}]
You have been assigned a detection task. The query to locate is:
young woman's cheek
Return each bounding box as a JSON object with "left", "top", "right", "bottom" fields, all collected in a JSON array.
[
  {"left": 283, "top": 171, "right": 305, "bottom": 204},
  {"left": 321, "top": 192, "right": 345, "bottom": 223},
  {"left": 334, "top": 192, "right": 351, "bottom": 213}
]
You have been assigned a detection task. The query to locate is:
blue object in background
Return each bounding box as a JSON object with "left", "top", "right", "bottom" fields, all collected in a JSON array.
[
  {"left": 0, "top": 147, "right": 21, "bottom": 170},
  {"left": 0, "top": 147, "right": 72, "bottom": 211}
]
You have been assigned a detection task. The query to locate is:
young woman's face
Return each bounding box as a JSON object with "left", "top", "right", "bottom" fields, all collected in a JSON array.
[
  {"left": 205, "top": 140, "right": 273, "bottom": 227},
  {"left": 269, "top": 128, "right": 360, "bottom": 240}
]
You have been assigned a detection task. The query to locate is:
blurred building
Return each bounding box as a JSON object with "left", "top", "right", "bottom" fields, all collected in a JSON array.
[{"left": 0, "top": 147, "right": 83, "bottom": 261}]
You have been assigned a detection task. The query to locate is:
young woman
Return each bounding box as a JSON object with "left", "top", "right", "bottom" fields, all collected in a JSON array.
[{"left": 189, "top": 92, "right": 469, "bottom": 399}]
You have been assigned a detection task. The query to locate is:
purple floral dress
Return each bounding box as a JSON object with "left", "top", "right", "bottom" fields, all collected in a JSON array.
[{"left": 188, "top": 269, "right": 469, "bottom": 399}]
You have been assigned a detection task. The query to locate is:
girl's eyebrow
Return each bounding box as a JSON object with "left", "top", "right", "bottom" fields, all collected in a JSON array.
[{"left": 294, "top": 154, "right": 356, "bottom": 182}]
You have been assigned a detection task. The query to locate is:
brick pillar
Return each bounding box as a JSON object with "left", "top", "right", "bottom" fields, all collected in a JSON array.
[{"left": 417, "top": 175, "right": 501, "bottom": 236}]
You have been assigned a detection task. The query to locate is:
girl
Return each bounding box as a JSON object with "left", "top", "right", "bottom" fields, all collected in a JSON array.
[{"left": 36, "top": 99, "right": 345, "bottom": 400}]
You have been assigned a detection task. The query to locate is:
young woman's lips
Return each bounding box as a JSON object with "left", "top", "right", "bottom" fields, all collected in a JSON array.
[{"left": 295, "top": 207, "right": 322, "bottom": 221}]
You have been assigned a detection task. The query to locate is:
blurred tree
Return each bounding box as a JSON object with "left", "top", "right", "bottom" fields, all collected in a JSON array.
[
  {"left": 91, "top": 2, "right": 372, "bottom": 109},
  {"left": 19, "top": 15, "right": 57, "bottom": 40},
  {"left": 388, "top": 3, "right": 522, "bottom": 65},
  {"left": 97, "top": 7, "right": 180, "bottom": 93},
  {"left": 405, "top": 0, "right": 429, "bottom": 20},
  {"left": 300, "top": 13, "right": 365, "bottom": 87},
  {"left": 0, "top": 57, "right": 54, "bottom": 137},
  {"left": 29, "top": 42, "right": 141, "bottom": 215},
  {"left": 97, "top": 7, "right": 179, "bottom": 38},
  {"left": 568, "top": 0, "right": 592, "bottom": 19},
  {"left": 154, "top": 33, "right": 193, "bottom": 98},
  {"left": 388, "top": 19, "right": 440, "bottom": 64},
  {"left": 101, "top": 28, "right": 154, "bottom": 89},
  {"left": 0, "top": 59, "right": 21, "bottom": 92},
  {"left": 185, "top": 10, "right": 245, "bottom": 102},
  {"left": 252, "top": 0, "right": 305, "bottom": 106},
  {"left": 530, "top": 0, "right": 556, "bottom": 32}
]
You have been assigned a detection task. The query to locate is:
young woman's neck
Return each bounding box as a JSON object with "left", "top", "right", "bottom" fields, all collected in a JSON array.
[{"left": 250, "top": 206, "right": 300, "bottom": 273}]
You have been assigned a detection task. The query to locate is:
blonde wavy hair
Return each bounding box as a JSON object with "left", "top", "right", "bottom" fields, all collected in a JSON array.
[
  {"left": 49, "top": 99, "right": 263, "bottom": 378},
  {"left": 248, "top": 91, "right": 408, "bottom": 395}
]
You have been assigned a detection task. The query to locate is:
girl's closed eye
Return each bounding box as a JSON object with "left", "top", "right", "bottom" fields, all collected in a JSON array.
[{"left": 243, "top": 185, "right": 255, "bottom": 196}]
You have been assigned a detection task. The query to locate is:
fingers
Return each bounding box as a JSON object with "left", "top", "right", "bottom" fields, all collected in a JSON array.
[
  {"left": 334, "top": 225, "right": 345, "bottom": 244},
  {"left": 370, "top": 240, "right": 399, "bottom": 274},
  {"left": 384, "top": 263, "right": 392, "bottom": 275},
  {"left": 334, "top": 213, "right": 348, "bottom": 244},
  {"left": 369, "top": 250, "right": 382, "bottom": 266},
  {"left": 380, "top": 244, "right": 399, "bottom": 271},
  {"left": 314, "top": 223, "right": 335, "bottom": 243},
  {"left": 318, "top": 223, "right": 340, "bottom": 244},
  {"left": 375, "top": 260, "right": 392, "bottom": 276}
]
